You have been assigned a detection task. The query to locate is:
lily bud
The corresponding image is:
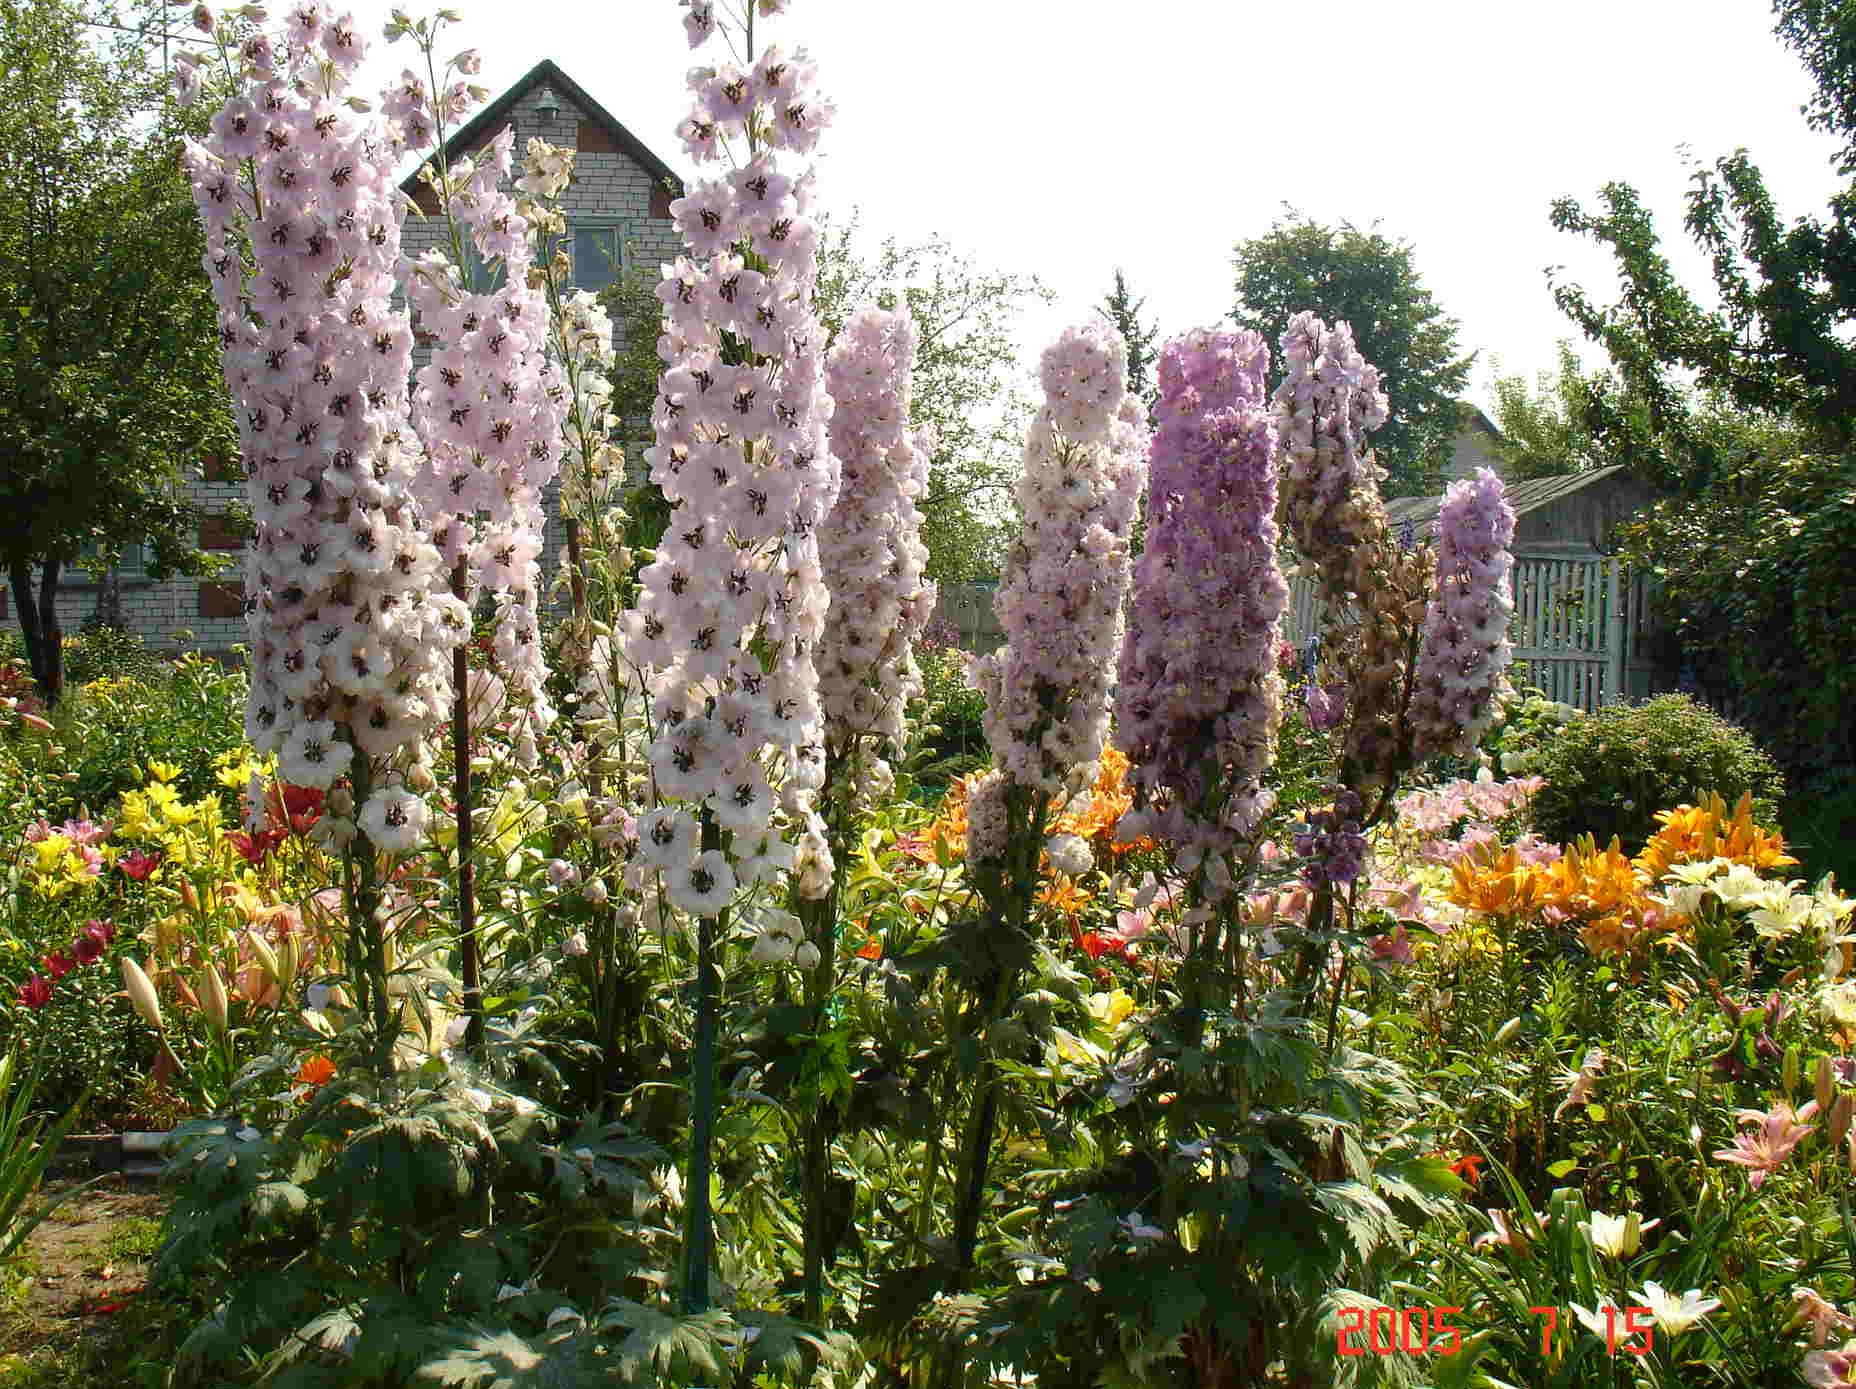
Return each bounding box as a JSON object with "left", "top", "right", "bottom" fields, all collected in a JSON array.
[
  {"left": 1830, "top": 1094, "right": 1854, "bottom": 1151},
  {"left": 275, "top": 933, "right": 300, "bottom": 994},
  {"left": 1818, "top": 1055, "right": 1836, "bottom": 1114},
  {"left": 1784, "top": 1044, "right": 1802, "bottom": 1097},
  {"left": 179, "top": 879, "right": 200, "bottom": 913},
  {"left": 249, "top": 932, "right": 280, "bottom": 989},
  {"left": 121, "top": 957, "right": 164, "bottom": 1031},
  {"left": 201, "top": 963, "right": 230, "bottom": 1033}
]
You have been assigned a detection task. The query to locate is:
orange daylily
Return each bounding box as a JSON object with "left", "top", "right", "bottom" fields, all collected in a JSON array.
[
  {"left": 1037, "top": 877, "right": 1092, "bottom": 921},
  {"left": 1635, "top": 791, "right": 1797, "bottom": 881},
  {"left": 1447, "top": 846, "right": 1547, "bottom": 917},
  {"left": 295, "top": 1053, "right": 336, "bottom": 1087}
]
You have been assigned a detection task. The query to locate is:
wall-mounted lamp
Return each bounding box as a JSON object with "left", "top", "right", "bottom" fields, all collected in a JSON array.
[{"left": 534, "top": 83, "right": 560, "bottom": 123}]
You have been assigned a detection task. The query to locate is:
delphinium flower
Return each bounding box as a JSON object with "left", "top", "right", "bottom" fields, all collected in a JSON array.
[
  {"left": 818, "top": 305, "right": 936, "bottom": 805},
  {"left": 1115, "top": 328, "right": 1285, "bottom": 892},
  {"left": 1409, "top": 468, "right": 1517, "bottom": 759},
  {"left": 403, "top": 122, "right": 568, "bottom": 763},
  {"left": 180, "top": 7, "right": 467, "bottom": 843},
  {"left": 1272, "top": 312, "right": 1433, "bottom": 793},
  {"left": 968, "top": 322, "right": 1147, "bottom": 839},
  {"left": 621, "top": 2, "right": 840, "bottom": 922}
]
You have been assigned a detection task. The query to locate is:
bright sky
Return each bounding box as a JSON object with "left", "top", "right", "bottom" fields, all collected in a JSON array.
[{"left": 188, "top": 0, "right": 1851, "bottom": 416}]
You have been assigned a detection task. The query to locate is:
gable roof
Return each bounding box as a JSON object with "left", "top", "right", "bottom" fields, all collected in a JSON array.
[
  {"left": 399, "top": 58, "right": 684, "bottom": 200},
  {"left": 1457, "top": 402, "right": 1501, "bottom": 438},
  {"left": 1384, "top": 463, "right": 1637, "bottom": 530}
]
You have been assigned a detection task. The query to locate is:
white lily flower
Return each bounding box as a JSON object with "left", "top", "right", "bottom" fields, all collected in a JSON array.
[{"left": 1636, "top": 1281, "right": 1722, "bottom": 1335}]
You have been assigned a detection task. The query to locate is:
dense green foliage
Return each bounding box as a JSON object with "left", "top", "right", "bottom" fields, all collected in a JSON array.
[
  {"left": 1543, "top": 0, "right": 1856, "bottom": 776},
  {"left": 1528, "top": 694, "right": 1785, "bottom": 852},
  {"left": 1231, "top": 212, "right": 1472, "bottom": 494},
  {"left": 1485, "top": 343, "right": 1628, "bottom": 480}
]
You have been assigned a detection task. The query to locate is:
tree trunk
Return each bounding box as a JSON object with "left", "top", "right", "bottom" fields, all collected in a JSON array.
[{"left": 9, "top": 559, "right": 64, "bottom": 706}]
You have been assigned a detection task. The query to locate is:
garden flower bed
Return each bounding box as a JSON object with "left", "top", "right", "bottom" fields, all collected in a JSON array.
[{"left": 1, "top": 4, "right": 1853, "bottom": 1387}]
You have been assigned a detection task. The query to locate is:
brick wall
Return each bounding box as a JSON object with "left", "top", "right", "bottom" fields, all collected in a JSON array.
[{"left": 11, "top": 77, "right": 681, "bottom": 662}]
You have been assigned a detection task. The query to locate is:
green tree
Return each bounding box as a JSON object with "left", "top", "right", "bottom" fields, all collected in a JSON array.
[
  {"left": 604, "top": 212, "right": 1048, "bottom": 583},
  {"left": 1485, "top": 343, "right": 1626, "bottom": 479},
  {"left": 1100, "top": 266, "right": 1158, "bottom": 409},
  {"left": 0, "top": 0, "right": 229, "bottom": 703},
  {"left": 1232, "top": 210, "right": 1472, "bottom": 495},
  {"left": 1545, "top": 0, "right": 1856, "bottom": 772}
]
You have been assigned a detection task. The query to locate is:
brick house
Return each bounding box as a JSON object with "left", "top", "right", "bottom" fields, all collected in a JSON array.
[{"left": 7, "top": 60, "right": 683, "bottom": 658}]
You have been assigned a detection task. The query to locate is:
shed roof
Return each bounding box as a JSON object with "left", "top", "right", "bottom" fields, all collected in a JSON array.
[
  {"left": 398, "top": 58, "right": 684, "bottom": 201},
  {"left": 1385, "top": 464, "right": 1634, "bottom": 530}
]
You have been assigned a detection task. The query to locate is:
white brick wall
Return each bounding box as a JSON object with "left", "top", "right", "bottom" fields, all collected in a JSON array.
[{"left": 13, "top": 78, "right": 681, "bottom": 660}]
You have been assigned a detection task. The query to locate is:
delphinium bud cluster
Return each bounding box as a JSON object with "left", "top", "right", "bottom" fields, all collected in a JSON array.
[
  {"left": 180, "top": 6, "right": 467, "bottom": 852},
  {"left": 1115, "top": 329, "right": 1287, "bottom": 893},
  {"left": 1294, "top": 790, "right": 1369, "bottom": 888},
  {"left": 403, "top": 123, "right": 568, "bottom": 764},
  {"left": 1408, "top": 468, "right": 1517, "bottom": 758},
  {"left": 621, "top": 1, "right": 840, "bottom": 919},
  {"left": 1272, "top": 312, "right": 1434, "bottom": 793},
  {"left": 818, "top": 306, "right": 936, "bottom": 806},
  {"left": 966, "top": 323, "right": 1147, "bottom": 868}
]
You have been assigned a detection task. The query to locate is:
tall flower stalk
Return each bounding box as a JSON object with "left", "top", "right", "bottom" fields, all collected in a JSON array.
[
  {"left": 1272, "top": 313, "right": 1515, "bottom": 1024},
  {"left": 180, "top": 6, "right": 467, "bottom": 1035},
  {"left": 393, "top": 20, "right": 568, "bottom": 1046},
  {"left": 1114, "top": 327, "right": 1286, "bottom": 1071},
  {"left": 635, "top": 0, "right": 838, "bottom": 1314},
  {"left": 956, "top": 321, "right": 1147, "bottom": 1275},
  {"left": 799, "top": 303, "right": 934, "bottom": 1319}
]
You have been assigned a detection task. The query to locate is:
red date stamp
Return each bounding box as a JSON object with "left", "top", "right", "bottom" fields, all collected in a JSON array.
[{"left": 1336, "top": 1305, "right": 1656, "bottom": 1358}]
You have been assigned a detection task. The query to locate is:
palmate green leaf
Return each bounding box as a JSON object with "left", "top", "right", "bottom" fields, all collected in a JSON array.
[
  {"left": 736, "top": 1310, "right": 863, "bottom": 1387},
  {"left": 1312, "top": 1180, "right": 1401, "bottom": 1264},
  {"left": 596, "top": 1299, "right": 732, "bottom": 1383},
  {"left": 415, "top": 1325, "right": 597, "bottom": 1388},
  {"left": 260, "top": 1304, "right": 363, "bottom": 1382}
]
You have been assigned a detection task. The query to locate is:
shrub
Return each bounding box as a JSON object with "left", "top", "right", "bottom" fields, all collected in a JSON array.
[
  {"left": 51, "top": 653, "right": 248, "bottom": 819},
  {"left": 66, "top": 624, "right": 167, "bottom": 685},
  {"left": 1529, "top": 693, "right": 1785, "bottom": 851}
]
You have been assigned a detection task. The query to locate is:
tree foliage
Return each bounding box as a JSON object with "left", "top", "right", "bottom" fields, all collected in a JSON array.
[
  {"left": 1485, "top": 343, "right": 1629, "bottom": 480},
  {"left": 605, "top": 213, "right": 1048, "bottom": 584},
  {"left": 0, "top": 0, "right": 230, "bottom": 702},
  {"left": 1231, "top": 210, "right": 1472, "bottom": 495},
  {"left": 1545, "top": 0, "right": 1856, "bottom": 774},
  {"left": 1099, "top": 267, "right": 1157, "bottom": 409}
]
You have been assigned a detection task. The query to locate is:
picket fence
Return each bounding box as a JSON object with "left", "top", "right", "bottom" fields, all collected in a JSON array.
[{"left": 1283, "top": 553, "right": 1654, "bottom": 714}]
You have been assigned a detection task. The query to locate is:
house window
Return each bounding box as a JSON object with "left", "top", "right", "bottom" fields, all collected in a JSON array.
[
  {"left": 571, "top": 225, "right": 622, "bottom": 294},
  {"left": 72, "top": 539, "right": 148, "bottom": 581}
]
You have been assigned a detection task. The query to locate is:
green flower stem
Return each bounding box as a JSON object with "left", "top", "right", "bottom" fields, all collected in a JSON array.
[
  {"left": 345, "top": 755, "right": 391, "bottom": 1041},
  {"left": 680, "top": 809, "right": 724, "bottom": 1314}
]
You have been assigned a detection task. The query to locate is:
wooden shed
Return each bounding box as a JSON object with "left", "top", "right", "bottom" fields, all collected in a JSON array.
[{"left": 1382, "top": 464, "right": 1660, "bottom": 555}]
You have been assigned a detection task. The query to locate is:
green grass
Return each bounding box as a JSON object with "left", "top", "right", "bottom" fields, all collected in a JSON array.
[{"left": 93, "top": 1218, "right": 160, "bottom": 1266}]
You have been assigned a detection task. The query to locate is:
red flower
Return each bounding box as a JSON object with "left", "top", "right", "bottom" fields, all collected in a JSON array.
[
  {"left": 70, "top": 932, "right": 104, "bottom": 966},
  {"left": 41, "top": 950, "right": 75, "bottom": 980},
  {"left": 118, "top": 849, "right": 161, "bottom": 881},
  {"left": 270, "top": 783, "right": 324, "bottom": 835},
  {"left": 84, "top": 918, "right": 115, "bottom": 948},
  {"left": 230, "top": 828, "right": 285, "bottom": 864},
  {"left": 1072, "top": 923, "right": 1133, "bottom": 963},
  {"left": 1448, "top": 1154, "right": 1487, "bottom": 1189},
  {"left": 16, "top": 974, "right": 53, "bottom": 1010}
]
